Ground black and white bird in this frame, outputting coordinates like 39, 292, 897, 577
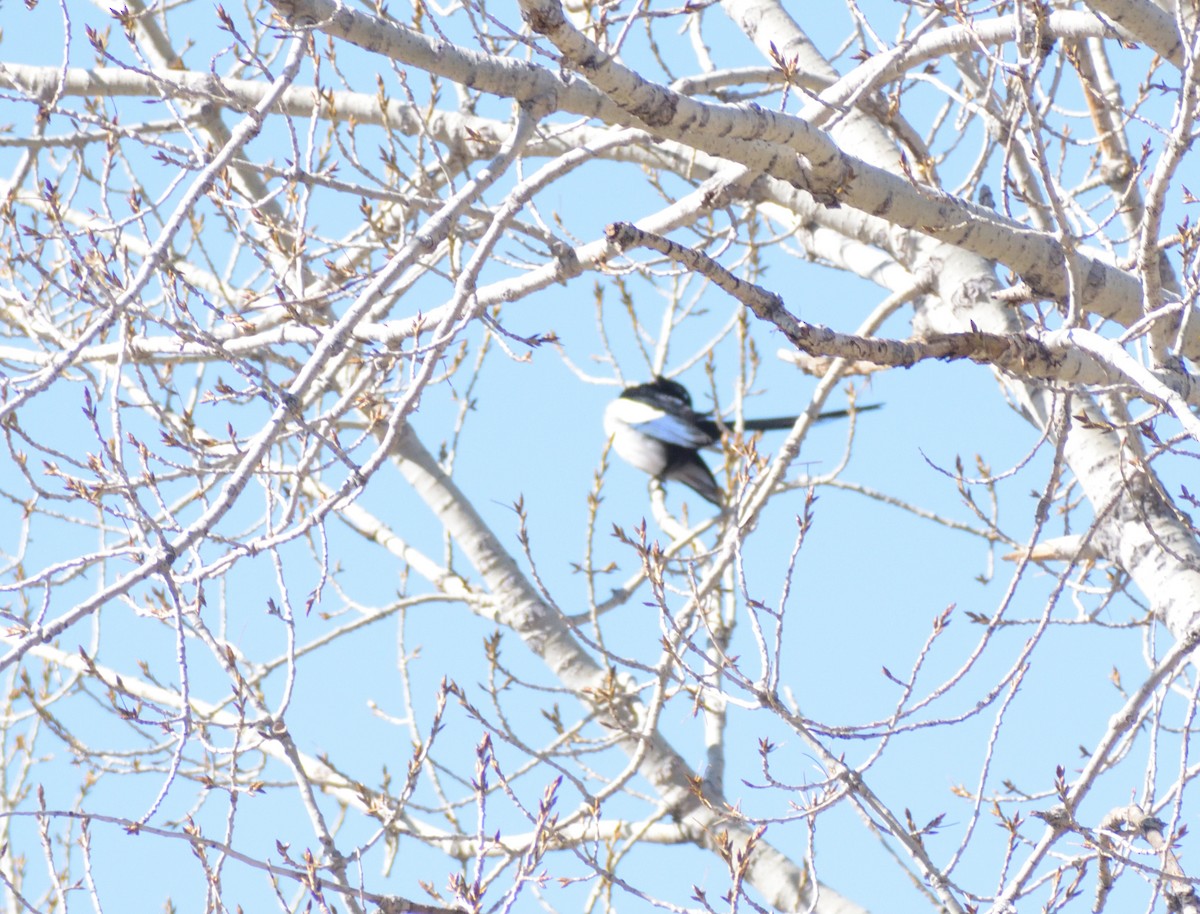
604, 377, 875, 505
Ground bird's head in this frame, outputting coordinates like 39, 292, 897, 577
622, 376, 694, 409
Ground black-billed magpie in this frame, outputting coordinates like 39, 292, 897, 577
604, 377, 876, 505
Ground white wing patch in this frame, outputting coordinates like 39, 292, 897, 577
604, 398, 711, 447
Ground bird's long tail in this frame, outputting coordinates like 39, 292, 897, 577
742, 403, 881, 431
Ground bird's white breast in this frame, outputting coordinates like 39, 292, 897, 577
604, 399, 670, 475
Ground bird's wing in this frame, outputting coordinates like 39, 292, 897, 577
616, 399, 714, 447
